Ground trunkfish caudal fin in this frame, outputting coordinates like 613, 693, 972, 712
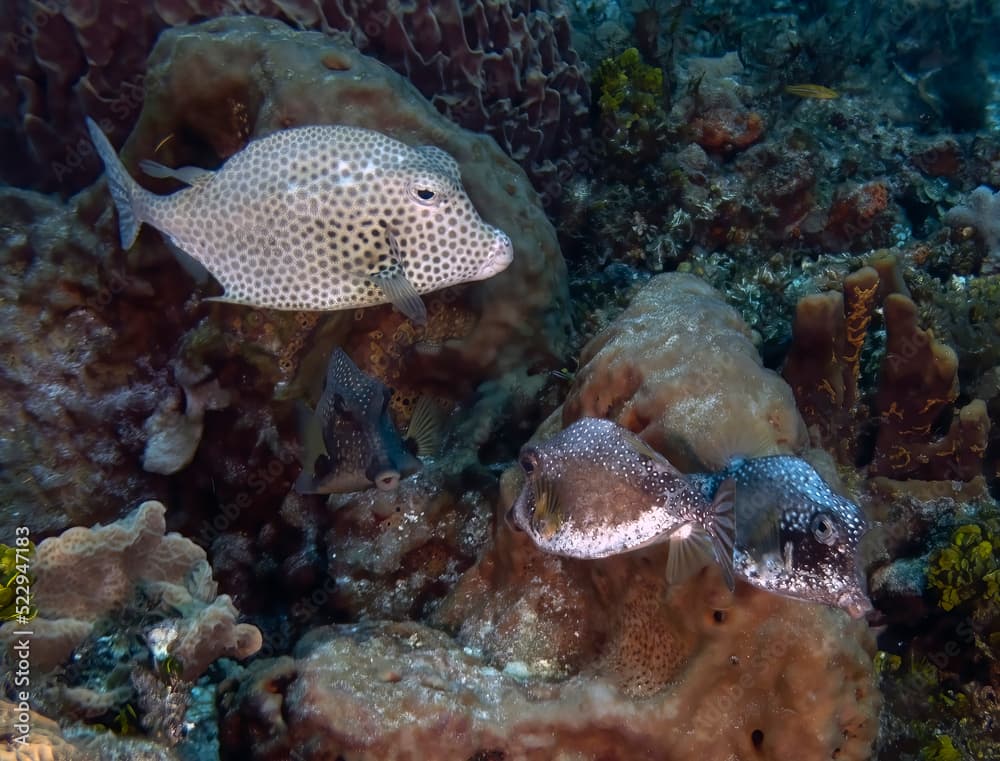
708, 478, 737, 591
86, 117, 151, 249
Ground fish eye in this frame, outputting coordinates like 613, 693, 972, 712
519, 451, 538, 475
408, 182, 443, 206
812, 514, 839, 545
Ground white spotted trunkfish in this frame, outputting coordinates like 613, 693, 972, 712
506, 417, 737, 590
689, 456, 873, 618
86, 120, 513, 324
295, 348, 441, 494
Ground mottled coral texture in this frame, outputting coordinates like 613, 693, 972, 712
563, 272, 808, 470
0, 501, 261, 681
782, 265, 881, 463
219, 271, 879, 760
0, 698, 180, 761
1, 0, 589, 197
222, 604, 876, 760
0, 185, 195, 538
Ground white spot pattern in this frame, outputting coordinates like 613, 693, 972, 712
137, 125, 513, 310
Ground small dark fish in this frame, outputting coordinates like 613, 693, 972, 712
784, 83, 840, 99
507, 417, 736, 589
690, 456, 872, 618
294, 348, 439, 493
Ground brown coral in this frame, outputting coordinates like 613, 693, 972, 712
563, 272, 807, 471
125, 16, 570, 381
782, 265, 880, 462
2, 0, 590, 198
820, 181, 895, 251
0, 501, 261, 680
221, 557, 878, 760
213, 270, 879, 760
782, 261, 991, 480
0, 698, 181, 761
870, 295, 990, 480
689, 108, 765, 154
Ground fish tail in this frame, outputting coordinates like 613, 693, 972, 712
85, 118, 147, 249
707, 478, 737, 591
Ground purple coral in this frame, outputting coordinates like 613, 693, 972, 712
944, 185, 1000, 262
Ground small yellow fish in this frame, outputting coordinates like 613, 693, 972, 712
784, 84, 840, 100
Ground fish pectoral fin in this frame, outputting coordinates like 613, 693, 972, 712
665, 525, 717, 586
532, 473, 559, 516
294, 453, 332, 494
293, 400, 329, 489
530, 473, 563, 537
709, 478, 737, 592
738, 491, 783, 562
161, 237, 213, 286
139, 159, 215, 187
293, 471, 316, 493
294, 470, 322, 494
202, 275, 259, 305
371, 265, 427, 325
406, 395, 446, 457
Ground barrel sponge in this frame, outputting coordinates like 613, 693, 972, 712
563, 273, 808, 471
3, 0, 589, 197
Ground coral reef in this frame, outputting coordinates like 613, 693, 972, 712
0, 501, 261, 679
0, 697, 183, 761
927, 522, 1000, 613
319, 467, 494, 622
1, 15, 570, 542
869, 296, 989, 481
0, 538, 34, 622
220, 603, 876, 760
781, 265, 881, 463
782, 262, 991, 481
127, 16, 570, 381
0, 185, 189, 538
5, 1, 1000, 759
944, 186, 1000, 268
213, 266, 879, 760
1, 0, 590, 199
563, 272, 807, 470
0, 502, 257, 759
